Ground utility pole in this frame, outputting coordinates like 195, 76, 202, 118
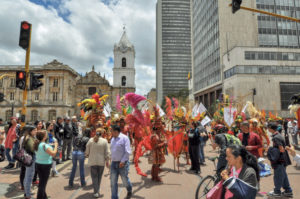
19, 21, 32, 127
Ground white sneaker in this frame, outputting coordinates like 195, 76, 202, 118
93, 193, 99, 198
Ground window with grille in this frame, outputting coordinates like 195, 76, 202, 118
31, 110, 38, 122
10, 78, 15, 87
88, 87, 96, 95
53, 92, 58, 102
48, 110, 56, 121
53, 78, 59, 87
122, 76, 126, 86
10, 92, 14, 101
34, 93, 39, 101
280, 82, 300, 110
122, 58, 126, 67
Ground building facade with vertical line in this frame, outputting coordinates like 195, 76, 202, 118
156, 0, 192, 105
192, 0, 300, 116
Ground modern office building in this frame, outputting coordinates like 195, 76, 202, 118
156, 0, 192, 105
192, 0, 300, 116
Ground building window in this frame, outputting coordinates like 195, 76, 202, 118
88, 87, 96, 95
122, 58, 126, 67
280, 82, 300, 110
0, 79, 3, 87
34, 93, 39, 101
53, 78, 59, 87
10, 78, 15, 87
121, 76, 126, 86
31, 110, 38, 122
5, 110, 12, 122
10, 92, 14, 101
48, 110, 56, 121
52, 92, 58, 102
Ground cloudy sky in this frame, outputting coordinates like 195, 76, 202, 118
0, 0, 156, 95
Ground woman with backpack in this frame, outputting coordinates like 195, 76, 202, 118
34, 130, 58, 199
22, 125, 37, 199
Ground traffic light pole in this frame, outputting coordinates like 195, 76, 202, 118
21, 26, 32, 127
229, 4, 300, 22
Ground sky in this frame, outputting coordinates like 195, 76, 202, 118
0, 0, 156, 95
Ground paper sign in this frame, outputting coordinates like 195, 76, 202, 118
201, 116, 211, 126
198, 103, 207, 114
224, 107, 237, 127
192, 104, 199, 117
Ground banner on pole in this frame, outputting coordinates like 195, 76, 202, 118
197, 103, 207, 114
224, 107, 237, 127
201, 116, 211, 126
192, 104, 199, 117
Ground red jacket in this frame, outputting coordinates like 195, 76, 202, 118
238, 132, 262, 158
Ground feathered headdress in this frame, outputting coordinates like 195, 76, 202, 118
165, 96, 173, 120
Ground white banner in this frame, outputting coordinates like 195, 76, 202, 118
192, 104, 199, 117
201, 116, 211, 126
104, 103, 112, 117
156, 104, 165, 117
224, 107, 237, 127
198, 103, 207, 114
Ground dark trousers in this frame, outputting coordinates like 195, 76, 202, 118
33, 167, 38, 182
36, 163, 51, 199
189, 144, 200, 172
20, 165, 26, 188
91, 166, 104, 194
273, 164, 292, 194
62, 138, 72, 160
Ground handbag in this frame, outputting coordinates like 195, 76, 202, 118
13, 137, 33, 167
206, 180, 223, 199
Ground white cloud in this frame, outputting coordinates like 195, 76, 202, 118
0, 0, 156, 95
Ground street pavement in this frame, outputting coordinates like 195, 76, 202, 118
0, 142, 300, 199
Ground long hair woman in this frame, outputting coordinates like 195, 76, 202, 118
46, 122, 59, 177
85, 128, 110, 198
221, 144, 260, 199
23, 125, 37, 199
34, 130, 58, 199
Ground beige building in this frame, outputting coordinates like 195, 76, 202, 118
192, 0, 300, 117
146, 88, 157, 103
0, 30, 136, 122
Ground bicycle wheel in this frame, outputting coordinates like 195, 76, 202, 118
195, 175, 216, 199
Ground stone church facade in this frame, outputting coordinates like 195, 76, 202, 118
0, 30, 135, 122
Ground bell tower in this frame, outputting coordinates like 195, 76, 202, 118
113, 27, 136, 88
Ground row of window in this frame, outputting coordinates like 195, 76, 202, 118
245, 51, 300, 61
4, 109, 57, 122
0, 78, 60, 88
224, 65, 300, 79
2, 92, 58, 102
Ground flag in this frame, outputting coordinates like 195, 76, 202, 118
192, 104, 199, 117
156, 104, 166, 117
197, 103, 207, 114
224, 107, 237, 126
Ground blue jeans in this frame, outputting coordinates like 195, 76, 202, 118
69, 151, 85, 186
5, 148, 15, 163
273, 164, 292, 194
110, 161, 132, 199
199, 144, 205, 163
24, 160, 35, 197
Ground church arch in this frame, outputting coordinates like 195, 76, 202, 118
122, 57, 126, 67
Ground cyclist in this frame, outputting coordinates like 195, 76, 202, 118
212, 124, 242, 181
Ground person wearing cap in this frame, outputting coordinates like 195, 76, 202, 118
267, 122, 293, 198
238, 121, 262, 158
85, 128, 110, 198
4, 117, 19, 169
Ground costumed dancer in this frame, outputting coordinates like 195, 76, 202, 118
150, 115, 167, 182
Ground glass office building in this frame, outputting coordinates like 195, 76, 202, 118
156, 0, 192, 104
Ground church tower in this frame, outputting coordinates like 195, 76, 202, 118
113, 27, 136, 89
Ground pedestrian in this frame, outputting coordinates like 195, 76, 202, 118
110, 125, 132, 199
221, 144, 259, 199
62, 117, 73, 161
54, 117, 64, 163
267, 122, 293, 197
238, 121, 262, 158
34, 130, 58, 199
71, 116, 79, 137
291, 121, 298, 146
23, 125, 37, 199
85, 128, 110, 198
46, 122, 59, 177
4, 117, 19, 169
188, 122, 200, 174
198, 125, 208, 165
35, 120, 44, 131
286, 146, 300, 165
68, 128, 90, 188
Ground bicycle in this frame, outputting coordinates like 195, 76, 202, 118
195, 156, 219, 199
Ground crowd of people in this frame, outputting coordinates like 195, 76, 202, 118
0, 93, 300, 199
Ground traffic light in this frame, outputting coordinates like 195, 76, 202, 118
232, 0, 242, 14
0, 93, 4, 102
30, 72, 44, 90
19, 21, 31, 50
16, 71, 26, 90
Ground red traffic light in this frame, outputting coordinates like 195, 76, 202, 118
22, 22, 30, 30
18, 72, 25, 79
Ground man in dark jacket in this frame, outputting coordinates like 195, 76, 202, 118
62, 117, 73, 161
238, 121, 262, 158
267, 122, 293, 198
54, 117, 64, 163
188, 122, 200, 174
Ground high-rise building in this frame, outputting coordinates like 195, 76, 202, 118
156, 0, 192, 105
192, 0, 300, 116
